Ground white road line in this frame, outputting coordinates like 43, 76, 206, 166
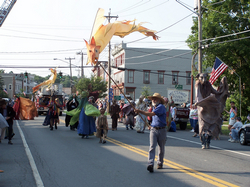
16, 120, 44, 187
168, 135, 250, 157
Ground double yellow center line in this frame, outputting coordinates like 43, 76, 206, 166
107, 137, 239, 187
60, 118, 238, 187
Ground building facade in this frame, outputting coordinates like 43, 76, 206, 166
1, 73, 36, 98
110, 43, 194, 102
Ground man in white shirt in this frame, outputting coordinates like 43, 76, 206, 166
229, 117, 243, 143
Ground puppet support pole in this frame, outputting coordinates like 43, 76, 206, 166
98, 63, 150, 127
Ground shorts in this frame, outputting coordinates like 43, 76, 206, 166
229, 118, 235, 126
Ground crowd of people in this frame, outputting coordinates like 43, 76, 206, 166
0, 89, 246, 173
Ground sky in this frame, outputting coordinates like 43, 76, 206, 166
0, 0, 197, 78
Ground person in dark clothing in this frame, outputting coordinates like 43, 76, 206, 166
110, 99, 121, 131
65, 94, 79, 130
0, 99, 16, 144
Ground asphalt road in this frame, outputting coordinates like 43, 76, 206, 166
1, 114, 250, 187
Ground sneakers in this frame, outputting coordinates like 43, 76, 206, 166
202, 145, 205, 149
193, 133, 197, 137
228, 138, 232, 142
230, 140, 239, 143
190, 129, 194, 132
147, 165, 154, 173
157, 165, 163, 169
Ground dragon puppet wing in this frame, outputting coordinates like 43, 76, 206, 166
32, 68, 57, 93
85, 8, 159, 65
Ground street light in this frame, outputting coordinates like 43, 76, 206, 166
54, 58, 75, 94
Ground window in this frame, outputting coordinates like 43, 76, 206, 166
158, 71, 164, 84
186, 71, 191, 85
143, 70, 150, 84
128, 70, 134, 83
172, 71, 179, 85
9, 84, 12, 90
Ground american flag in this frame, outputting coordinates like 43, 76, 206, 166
3, 88, 8, 94
209, 57, 228, 85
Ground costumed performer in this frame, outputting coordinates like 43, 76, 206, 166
65, 94, 79, 130
135, 95, 147, 133
195, 73, 228, 149
76, 83, 101, 139
96, 108, 108, 144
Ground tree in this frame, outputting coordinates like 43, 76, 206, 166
141, 86, 152, 98
34, 75, 46, 84
186, 0, 250, 117
0, 73, 8, 98
76, 75, 107, 98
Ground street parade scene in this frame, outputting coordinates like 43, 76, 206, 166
0, 0, 250, 187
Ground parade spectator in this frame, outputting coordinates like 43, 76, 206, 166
135, 95, 147, 133
169, 118, 176, 132
171, 104, 177, 121
110, 99, 120, 131
96, 108, 108, 144
134, 93, 166, 173
229, 117, 243, 143
0, 98, 16, 144
189, 105, 198, 133
225, 105, 237, 130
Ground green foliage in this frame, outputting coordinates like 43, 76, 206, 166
0, 90, 8, 98
34, 75, 46, 84
76, 75, 107, 98
186, 0, 250, 117
141, 86, 152, 98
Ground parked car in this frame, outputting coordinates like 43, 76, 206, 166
238, 123, 250, 145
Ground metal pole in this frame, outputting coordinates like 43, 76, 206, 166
81, 53, 84, 77
65, 57, 75, 93
190, 52, 198, 107
198, 0, 202, 73
104, 8, 118, 113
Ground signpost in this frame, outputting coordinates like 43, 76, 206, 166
109, 88, 113, 102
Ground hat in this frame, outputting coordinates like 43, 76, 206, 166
147, 93, 165, 104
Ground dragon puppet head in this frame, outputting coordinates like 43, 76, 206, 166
84, 37, 101, 65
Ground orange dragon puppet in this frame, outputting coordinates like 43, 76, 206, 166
32, 68, 57, 93
85, 8, 159, 65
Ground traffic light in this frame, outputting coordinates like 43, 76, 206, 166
59, 71, 62, 79
24, 72, 28, 78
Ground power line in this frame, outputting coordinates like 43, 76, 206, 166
120, 0, 169, 17
126, 12, 194, 44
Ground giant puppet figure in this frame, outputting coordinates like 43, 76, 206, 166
85, 8, 159, 65
195, 73, 228, 149
32, 68, 57, 93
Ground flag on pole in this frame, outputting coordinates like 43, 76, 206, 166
3, 88, 8, 94
23, 92, 26, 96
209, 57, 228, 85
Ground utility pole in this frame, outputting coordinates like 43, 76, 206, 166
198, 0, 202, 73
104, 8, 118, 112
76, 51, 86, 78
65, 57, 75, 93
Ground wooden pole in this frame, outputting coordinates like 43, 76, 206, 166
98, 63, 150, 127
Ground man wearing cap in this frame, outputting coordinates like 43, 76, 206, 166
229, 117, 243, 143
134, 93, 166, 173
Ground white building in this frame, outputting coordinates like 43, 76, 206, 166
110, 43, 194, 102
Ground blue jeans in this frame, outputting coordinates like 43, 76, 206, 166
148, 128, 167, 166
231, 129, 239, 140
